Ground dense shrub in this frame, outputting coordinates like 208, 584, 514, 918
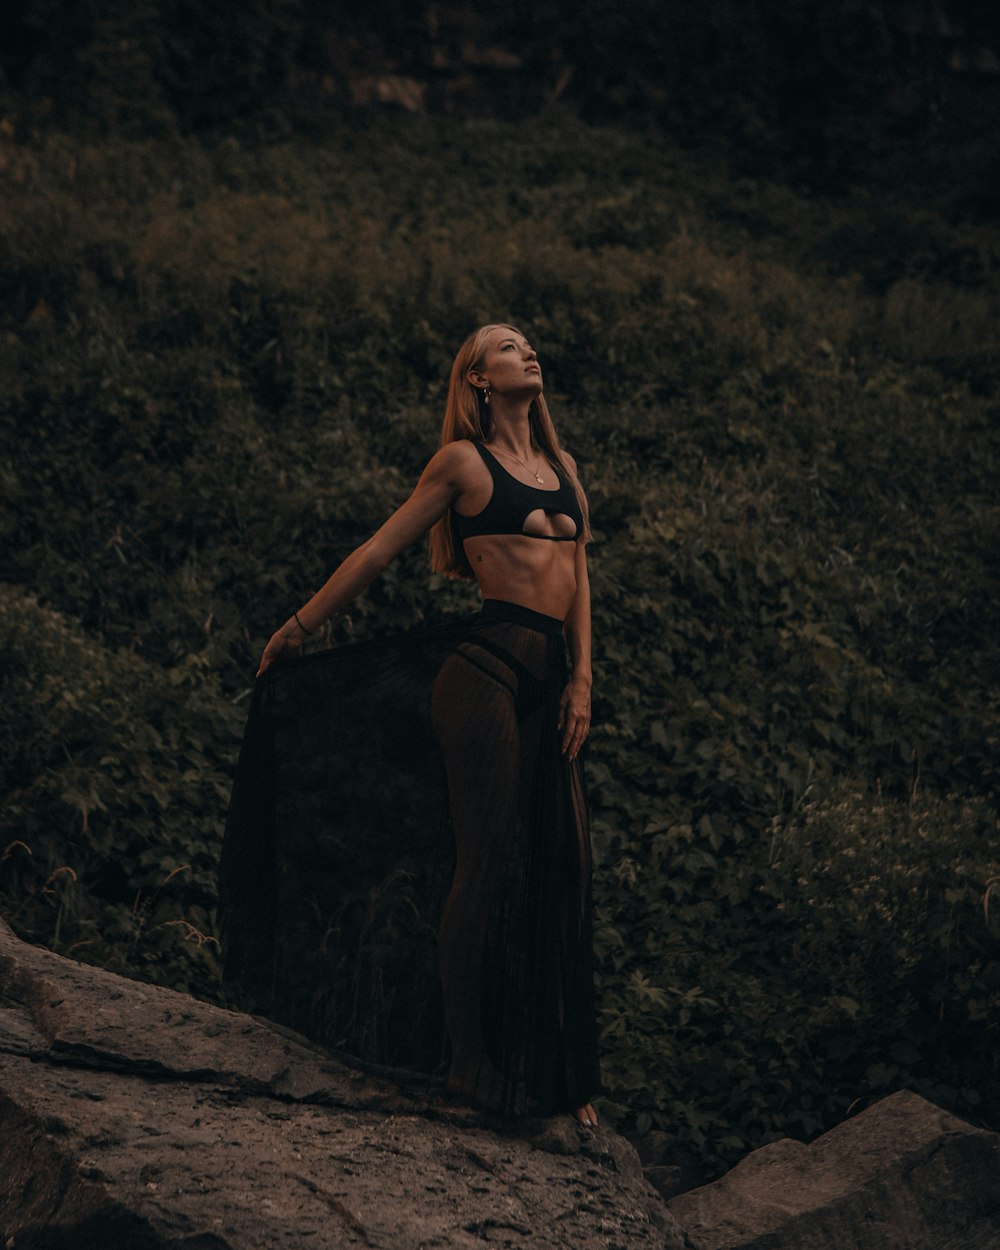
1, 115, 998, 1173
0, 587, 234, 997
596, 786, 1000, 1167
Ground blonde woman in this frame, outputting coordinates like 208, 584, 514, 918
220, 324, 601, 1127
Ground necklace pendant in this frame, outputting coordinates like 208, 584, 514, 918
534, 473, 544, 484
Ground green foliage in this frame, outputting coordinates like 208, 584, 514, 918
1, 114, 998, 1174
594, 785, 1000, 1171
769, 787, 1000, 1112
0, 586, 235, 998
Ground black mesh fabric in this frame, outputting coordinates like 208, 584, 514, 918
218, 598, 601, 1115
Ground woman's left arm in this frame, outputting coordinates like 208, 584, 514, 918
560, 537, 592, 762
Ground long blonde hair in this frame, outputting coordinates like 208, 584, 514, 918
427, 323, 592, 578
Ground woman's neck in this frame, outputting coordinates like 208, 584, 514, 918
487, 400, 535, 458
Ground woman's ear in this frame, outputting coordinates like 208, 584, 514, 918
467, 367, 488, 390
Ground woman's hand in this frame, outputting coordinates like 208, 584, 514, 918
559, 674, 592, 762
256, 619, 308, 678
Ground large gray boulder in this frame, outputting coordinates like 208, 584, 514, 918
669, 1087, 1000, 1249
4, 911, 1000, 1249
0, 916, 682, 1249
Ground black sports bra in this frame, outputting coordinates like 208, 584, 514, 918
453, 441, 583, 544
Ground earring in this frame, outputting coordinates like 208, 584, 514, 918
484, 385, 491, 406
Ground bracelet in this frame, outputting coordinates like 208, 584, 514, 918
293, 610, 314, 635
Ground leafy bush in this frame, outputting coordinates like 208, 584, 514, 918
595, 785, 1000, 1171
0, 586, 235, 997
769, 787, 1000, 1117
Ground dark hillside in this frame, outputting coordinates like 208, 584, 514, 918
2, 1, 1000, 200
0, 105, 998, 1173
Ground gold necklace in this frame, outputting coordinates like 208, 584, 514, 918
489, 443, 546, 484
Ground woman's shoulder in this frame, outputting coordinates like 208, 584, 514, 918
429, 438, 480, 468
555, 447, 580, 482
439, 437, 481, 457
423, 438, 487, 487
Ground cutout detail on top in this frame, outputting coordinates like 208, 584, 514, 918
522, 508, 578, 539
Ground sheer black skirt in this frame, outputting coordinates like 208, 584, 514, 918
219, 599, 601, 1115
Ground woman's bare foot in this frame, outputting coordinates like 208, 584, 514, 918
574, 1102, 599, 1128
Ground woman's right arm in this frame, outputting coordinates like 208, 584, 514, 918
256, 441, 471, 676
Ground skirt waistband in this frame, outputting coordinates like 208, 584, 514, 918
479, 599, 566, 637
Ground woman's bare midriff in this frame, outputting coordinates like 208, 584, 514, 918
464, 534, 578, 621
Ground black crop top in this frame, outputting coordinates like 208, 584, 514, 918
453, 441, 583, 544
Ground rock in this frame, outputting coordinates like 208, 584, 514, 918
0, 917, 683, 1249
6, 914, 999, 1249
643, 1165, 686, 1202
668, 1088, 1000, 1250
346, 75, 426, 112
624, 1128, 707, 1200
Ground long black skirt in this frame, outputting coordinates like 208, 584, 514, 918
218, 598, 601, 1115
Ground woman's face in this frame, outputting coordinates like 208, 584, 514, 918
471, 326, 543, 399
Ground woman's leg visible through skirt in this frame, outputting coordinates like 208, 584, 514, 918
431, 612, 601, 1114
431, 633, 526, 1106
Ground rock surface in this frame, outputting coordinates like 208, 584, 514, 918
4, 913, 1000, 1250
669, 1087, 1000, 1250
0, 916, 683, 1249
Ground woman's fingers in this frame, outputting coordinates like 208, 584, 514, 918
561, 707, 590, 759
255, 630, 303, 678
568, 715, 590, 761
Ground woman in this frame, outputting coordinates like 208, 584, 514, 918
220, 324, 601, 1127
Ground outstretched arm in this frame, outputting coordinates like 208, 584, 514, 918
256, 443, 467, 676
